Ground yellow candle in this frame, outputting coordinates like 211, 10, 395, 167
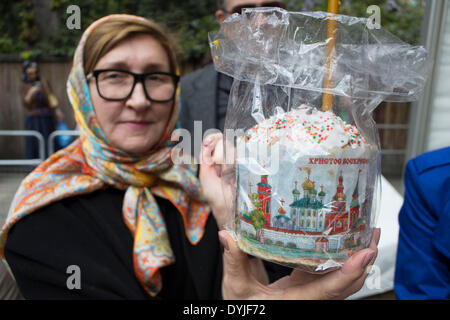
322, 0, 340, 112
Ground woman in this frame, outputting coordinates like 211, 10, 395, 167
0, 15, 380, 300
20, 61, 64, 159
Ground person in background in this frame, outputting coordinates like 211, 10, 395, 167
394, 147, 450, 300
20, 60, 64, 159
179, 0, 286, 159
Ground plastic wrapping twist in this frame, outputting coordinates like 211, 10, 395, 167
209, 8, 429, 273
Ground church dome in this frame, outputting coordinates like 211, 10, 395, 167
333, 192, 346, 201
292, 181, 300, 195
302, 178, 315, 190
318, 185, 325, 197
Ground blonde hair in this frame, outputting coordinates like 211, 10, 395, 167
83, 16, 181, 76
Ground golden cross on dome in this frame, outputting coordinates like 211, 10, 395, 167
304, 167, 311, 178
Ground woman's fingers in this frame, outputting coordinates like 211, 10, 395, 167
270, 268, 322, 290
218, 230, 255, 299
333, 228, 380, 299
370, 227, 381, 248
199, 133, 224, 198
218, 228, 381, 300
276, 228, 381, 299
199, 133, 236, 230
279, 247, 375, 300
313, 227, 380, 300
310, 227, 381, 300
335, 262, 375, 300
200, 133, 223, 166
248, 258, 270, 285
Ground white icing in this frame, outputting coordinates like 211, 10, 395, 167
243, 104, 368, 153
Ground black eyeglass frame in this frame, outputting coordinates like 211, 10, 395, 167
87, 68, 180, 102
222, 1, 285, 15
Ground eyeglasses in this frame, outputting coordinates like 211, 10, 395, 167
87, 69, 180, 102
223, 1, 285, 15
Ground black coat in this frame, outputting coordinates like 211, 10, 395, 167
4, 188, 223, 300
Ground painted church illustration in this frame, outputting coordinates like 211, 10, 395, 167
239, 168, 369, 253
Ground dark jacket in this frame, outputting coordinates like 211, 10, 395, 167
4, 188, 223, 300
179, 64, 232, 159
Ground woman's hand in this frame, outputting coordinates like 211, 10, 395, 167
218, 228, 381, 300
199, 133, 230, 230
199, 133, 270, 284
200, 133, 381, 299
24, 85, 41, 105
55, 108, 65, 121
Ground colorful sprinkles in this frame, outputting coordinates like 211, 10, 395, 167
244, 105, 366, 148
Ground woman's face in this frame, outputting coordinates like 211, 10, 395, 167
26, 66, 38, 81
89, 34, 174, 155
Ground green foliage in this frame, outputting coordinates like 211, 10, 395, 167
18, 0, 39, 45
250, 208, 265, 232
286, 242, 297, 249
275, 241, 284, 247
178, 15, 218, 61
289, 0, 425, 45
0, 0, 424, 61
250, 192, 260, 203
0, 37, 20, 53
0, 0, 24, 53
340, 0, 425, 45
47, 0, 219, 61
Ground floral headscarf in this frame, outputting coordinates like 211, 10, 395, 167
0, 14, 209, 297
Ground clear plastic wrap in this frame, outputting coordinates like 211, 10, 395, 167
209, 8, 429, 273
